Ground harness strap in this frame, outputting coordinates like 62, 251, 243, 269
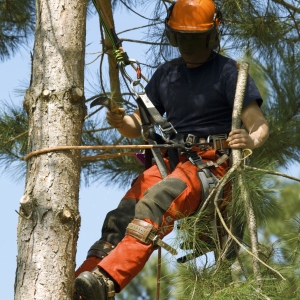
185, 149, 227, 205
147, 138, 168, 178
136, 95, 173, 176
126, 219, 177, 255
137, 93, 177, 141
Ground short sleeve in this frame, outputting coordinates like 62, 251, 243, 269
224, 71, 263, 108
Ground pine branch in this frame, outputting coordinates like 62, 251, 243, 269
119, 0, 160, 21
2, 130, 28, 144
213, 195, 286, 281
271, 0, 300, 13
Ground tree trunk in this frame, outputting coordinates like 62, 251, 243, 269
15, 0, 87, 299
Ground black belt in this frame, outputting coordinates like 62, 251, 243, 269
173, 133, 230, 151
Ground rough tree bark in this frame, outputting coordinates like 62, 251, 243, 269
15, 0, 87, 299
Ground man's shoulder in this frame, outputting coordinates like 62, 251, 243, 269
213, 53, 238, 73
149, 58, 182, 83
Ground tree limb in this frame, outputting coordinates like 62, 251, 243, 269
271, 0, 300, 13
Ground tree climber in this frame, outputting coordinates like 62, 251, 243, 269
73, 0, 269, 299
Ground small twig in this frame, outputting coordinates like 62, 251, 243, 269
83, 127, 113, 133
120, 38, 169, 46
84, 106, 104, 119
117, 22, 164, 35
213, 198, 286, 280
15, 209, 32, 220
271, 0, 300, 13
191, 149, 252, 227
119, 0, 160, 21
251, 286, 272, 300
4, 130, 29, 144
85, 52, 104, 65
244, 165, 300, 182
192, 164, 239, 226
190, 272, 198, 300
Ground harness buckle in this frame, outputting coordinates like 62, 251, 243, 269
187, 151, 203, 167
185, 134, 197, 144
158, 124, 177, 142
207, 134, 228, 151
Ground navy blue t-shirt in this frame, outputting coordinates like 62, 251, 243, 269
145, 52, 262, 138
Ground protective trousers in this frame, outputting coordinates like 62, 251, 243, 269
93, 149, 228, 291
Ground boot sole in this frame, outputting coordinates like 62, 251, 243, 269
74, 271, 106, 300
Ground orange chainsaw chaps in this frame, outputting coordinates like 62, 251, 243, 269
99, 235, 154, 292
75, 256, 102, 278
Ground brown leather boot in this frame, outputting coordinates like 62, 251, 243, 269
74, 267, 116, 300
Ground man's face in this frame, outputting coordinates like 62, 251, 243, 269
176, 34, 210, 64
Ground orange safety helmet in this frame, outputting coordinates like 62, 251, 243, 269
165, 0, 222, 49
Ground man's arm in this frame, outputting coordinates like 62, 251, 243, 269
106, 108, 142, 138
227, 100, 269, 150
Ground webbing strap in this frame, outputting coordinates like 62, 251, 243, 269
185, 150, 227, 204
136, 94, 171, 176
147, 138, 168, 179
187, 151, 229, 170
138, 93, 177, 141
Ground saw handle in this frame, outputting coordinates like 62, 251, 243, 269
109, 98, 121, 113
106, 107, 125, 128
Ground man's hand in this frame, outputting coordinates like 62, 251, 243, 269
106, 108, 125, 128
227, 129, 255, 149
227, 100, 269, 150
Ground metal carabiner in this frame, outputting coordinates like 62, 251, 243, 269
130, 81, 145, 96
118, 59, 145, 96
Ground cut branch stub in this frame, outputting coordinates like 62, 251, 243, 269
20, 195, 33, 216
71, 87, 84, 102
